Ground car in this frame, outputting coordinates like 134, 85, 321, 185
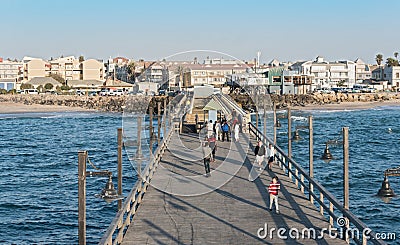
88, 91, 98, 96
100, 88, 110, 96
112, 89, 124, 96
76, 90, 85, 96
23, 89, 39, 95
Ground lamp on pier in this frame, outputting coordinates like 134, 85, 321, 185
97, 174, 124, 203
377, 167, 399, 200
322, 144, 333, 160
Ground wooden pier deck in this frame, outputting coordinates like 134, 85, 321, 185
121, 132, 347, 244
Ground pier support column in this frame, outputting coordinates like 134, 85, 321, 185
309, 116, 314, 204
343, 127, 350, 243
117, 128, 123, 211
157, 102, 161, 144
287, 107, 292, 158
273, 104, 277, 145
78, 151, 87, 245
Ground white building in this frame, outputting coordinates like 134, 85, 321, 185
383, 66, 400, 87
183, 63, 248, 87
291, 56, 356, 89
354, 58, 372, 81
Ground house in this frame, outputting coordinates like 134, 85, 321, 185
354, 58, 372, 81
383, 66, 400, 87
81, 59, 104, 81
291, 56, 356, 90
26, 77, 61, 89
0, 78, 16, 91
49, 56, 81, 80
24, 58, 47, 81
183, 63, 248, 88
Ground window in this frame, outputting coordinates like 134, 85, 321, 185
396, 73, 399, 78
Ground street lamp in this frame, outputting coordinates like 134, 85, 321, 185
377, 166, 399, 200
321, 139, 342, 161
78, 128, 124, 245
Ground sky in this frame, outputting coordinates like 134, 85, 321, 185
1, 0, 399, 64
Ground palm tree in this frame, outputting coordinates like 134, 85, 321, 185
394, 52, 399, 60
175, 65, 185, 88
127, 61, 136, 82
375, 54, 383, 66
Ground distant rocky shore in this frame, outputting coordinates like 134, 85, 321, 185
232, 92, 400, 109
0, 93, 399, 113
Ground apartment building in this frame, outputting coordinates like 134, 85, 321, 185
291, 56, 356, 89
81, 59, 104, 81
49, 56, 81, 80
183, 63, 248, 87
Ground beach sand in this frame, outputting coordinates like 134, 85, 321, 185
0, 102, 93, 114
291, 100, 400, 111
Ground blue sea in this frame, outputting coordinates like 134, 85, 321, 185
0, 106, 399, 244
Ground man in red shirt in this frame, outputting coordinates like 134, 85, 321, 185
268, 176, 280, 214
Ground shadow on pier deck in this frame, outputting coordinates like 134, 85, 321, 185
120, 132, 346, 244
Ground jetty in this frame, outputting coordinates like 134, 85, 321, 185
93, 93, 385, 245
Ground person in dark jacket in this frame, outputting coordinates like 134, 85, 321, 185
221, 121, 230, 142
254, 140, 266, 171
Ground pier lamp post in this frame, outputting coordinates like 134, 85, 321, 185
377, 166, 399, 201
321, 139, 343, 161
78, 128, 124, 245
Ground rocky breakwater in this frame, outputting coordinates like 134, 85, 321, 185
272, 92, 400, 108
0, 94, 169, 112
231, 92, 400, 109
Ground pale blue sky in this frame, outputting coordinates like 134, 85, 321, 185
1, 0, 399, 64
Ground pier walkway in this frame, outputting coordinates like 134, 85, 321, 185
119, 131, 345, 244
100, 94, 384, 245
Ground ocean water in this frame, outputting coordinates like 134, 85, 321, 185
275, 106, 400, 244
0, 107, 399, 244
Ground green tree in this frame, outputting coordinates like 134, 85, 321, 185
44, 83, 54, 90
20, 83, 34, 90
375, 54, 383, 66
7, 89, 16, 94
175, 65, 185, 87
127, 61, 136, 82
37, 85, 44, 93
337, 80, 346, 87
0, 89, 7, 94
48, 73, 65, 85
79, 55, 85, 62
386, 57, 399, 67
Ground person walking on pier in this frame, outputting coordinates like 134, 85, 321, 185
254, 140, 266, 171
221, 121, 230, 142
202, 138, 212, 177
268, 176, 280, 214
207, 120, 214, 137
234, 121, 240, 142
267, 143, 275, 171
215, 120, 222, 141
238, 113, 243, 133
208, 134, 217, 162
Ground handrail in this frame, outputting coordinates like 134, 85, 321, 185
248, 122, 386, 245
99, 95, 189, 244
99, 126, 174, 245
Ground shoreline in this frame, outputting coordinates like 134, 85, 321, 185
0, 102, 94, 114
1, 99, 400, 114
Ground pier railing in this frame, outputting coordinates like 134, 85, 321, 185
248, 122, 386, 245
98, 127, 174, 245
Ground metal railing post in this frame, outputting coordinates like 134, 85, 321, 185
287, 107, 292, 158
78, 151, 87, 245
273, 104, 277, 145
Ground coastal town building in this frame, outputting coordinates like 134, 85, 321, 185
354, 58, 372, 81
24, 58, 48, 81
183, 63, 248, 87
291, 56, 356, 90
383, 66, 400, 87
0, 59, 23, 91
81, 59, 105, 81
49, 56, 81, 80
